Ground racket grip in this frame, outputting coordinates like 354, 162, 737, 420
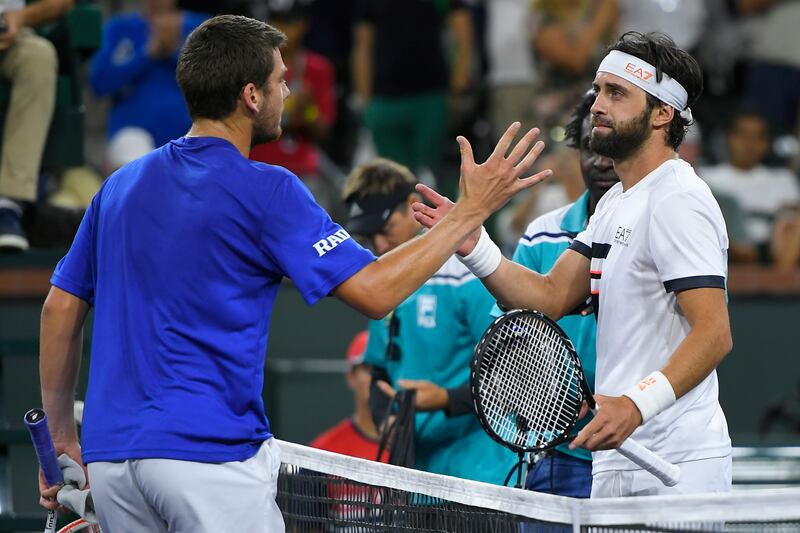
24, 408, 64, 487
617, 438, 681, 487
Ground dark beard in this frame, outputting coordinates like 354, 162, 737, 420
251, 122, 281, 148
589, 108, 651, 161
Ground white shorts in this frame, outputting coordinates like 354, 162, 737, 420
87, 438, 285, 533
591, 455, 732, 498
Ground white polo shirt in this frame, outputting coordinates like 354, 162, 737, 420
569, 158, 732, 474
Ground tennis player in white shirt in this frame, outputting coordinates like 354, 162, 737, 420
413, 31, 732, 497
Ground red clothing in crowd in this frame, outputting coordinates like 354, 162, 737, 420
310, 418, 388, 463
249, 50, 335, 177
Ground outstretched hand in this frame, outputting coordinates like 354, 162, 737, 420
412, 184, 482, 256
412, 123, 551, 245
455, 122, 551, 220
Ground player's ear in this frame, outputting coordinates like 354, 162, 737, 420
652, 103, 674, 129
241, 82, 261, 114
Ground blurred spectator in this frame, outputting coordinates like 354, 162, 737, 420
771, 212, 800, 271
617, 0, 706, 52
303, 0, 360, 168
352, 0, 474, 173
529, 0, 617, 139
738, 0, 800, 136
485, 0, 538, 136
251, 1, 339, 215
0, 0, 72, 252
89, 0, 207, 172
310, 331, 387, 462
699, 108, 800, 263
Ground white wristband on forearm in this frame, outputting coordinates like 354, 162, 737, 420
623, 371, 676, 423
458, 226, 502, 278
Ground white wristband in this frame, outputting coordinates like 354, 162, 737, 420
623, 371, 676, 423
458, 226, 502, 278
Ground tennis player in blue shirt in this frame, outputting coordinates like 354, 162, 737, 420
36, 14, 552, 532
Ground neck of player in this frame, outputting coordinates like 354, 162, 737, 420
614, 140, 678, 192
187, 117, 254, 158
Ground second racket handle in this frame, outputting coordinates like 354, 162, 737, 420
617, 438, 681, 487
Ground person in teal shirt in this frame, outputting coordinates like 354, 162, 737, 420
342, 158, 517, 484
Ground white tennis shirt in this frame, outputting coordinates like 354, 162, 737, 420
570, 158, 732, 474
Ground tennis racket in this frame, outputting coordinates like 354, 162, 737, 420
470, 309, 680, 487
25, 408, 63, 533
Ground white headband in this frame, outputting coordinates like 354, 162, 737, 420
597, 50, 692, 121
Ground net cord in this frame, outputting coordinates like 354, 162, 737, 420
276, 439, 800, 526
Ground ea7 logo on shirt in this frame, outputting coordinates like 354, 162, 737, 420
614, 225, 633, 246
313, 229, 353, 257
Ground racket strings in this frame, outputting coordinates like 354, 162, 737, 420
478, 315, 583, 450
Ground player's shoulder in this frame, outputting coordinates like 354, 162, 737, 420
653, 159, 718, 204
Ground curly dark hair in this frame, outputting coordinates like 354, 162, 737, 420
564, 90, 597, 149
607, 31, 703, 150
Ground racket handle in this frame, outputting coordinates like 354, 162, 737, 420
24, 409, 64, 487
617, 438, 681, 487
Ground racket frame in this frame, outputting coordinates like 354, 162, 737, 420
470, 309, 591, 454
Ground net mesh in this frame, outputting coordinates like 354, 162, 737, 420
276, 440, 800, 533
475, 312, 583, 452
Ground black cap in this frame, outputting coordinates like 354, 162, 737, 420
345, 182, 415, 236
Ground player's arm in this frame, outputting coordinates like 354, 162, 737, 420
571, 287, 731, 452
411, 185, 590, 320
334, 125, 551, 319
481, 250, 589, 320
661, 288, 732, 397
40, 287, 88, 451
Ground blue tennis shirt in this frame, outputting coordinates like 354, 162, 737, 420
52, 136, 375, 464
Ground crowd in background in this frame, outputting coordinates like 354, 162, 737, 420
0, 0, 798, 269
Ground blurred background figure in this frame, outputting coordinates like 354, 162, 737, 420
528, 0, 617, 142
485, 0, 538, 139
251, 0, 340, 217
351, 0, 474, 181
699, 107, 800, 265
310, 330, 386, 462
737, 0, 800, 137
89, 0, 207, 174
0, 0, 71, 252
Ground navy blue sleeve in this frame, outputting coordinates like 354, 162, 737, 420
51, 195, 100, 304
260, 169, 375, 306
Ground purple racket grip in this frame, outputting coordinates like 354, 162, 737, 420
24, 408, 64, 487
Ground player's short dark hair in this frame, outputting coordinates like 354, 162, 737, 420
607, 31, 703, 151
564, 90, 597, 149
177, 15, 287, 121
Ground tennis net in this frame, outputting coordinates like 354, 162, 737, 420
275, 440, 800, 532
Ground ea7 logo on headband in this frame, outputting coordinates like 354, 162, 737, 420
313, 229, 353, 257
625, 63, 654, 82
